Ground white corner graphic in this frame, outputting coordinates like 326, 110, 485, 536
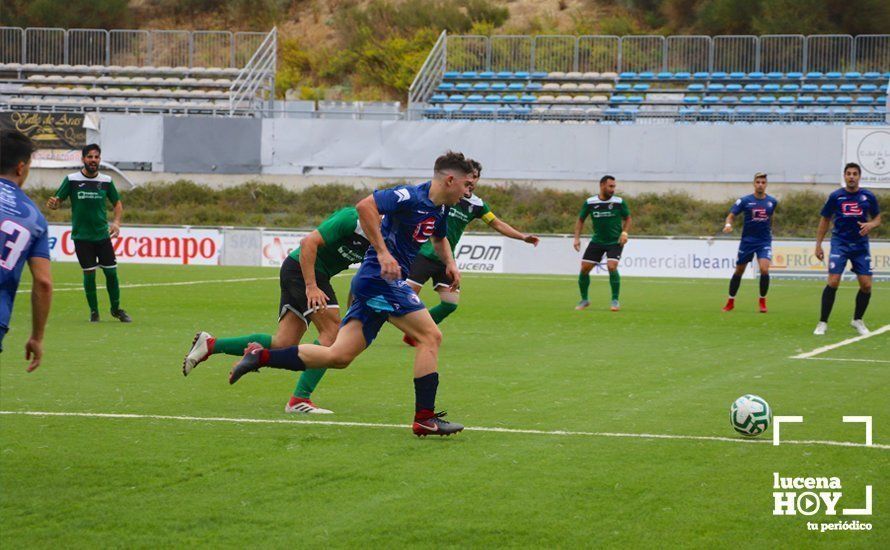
773, 416, 804, 446
842, 416, 873, 446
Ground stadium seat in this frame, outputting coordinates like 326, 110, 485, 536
638, 72, 655, 79
787, 72, 803, 79
615, 83, 631, 91
801, 84, 819, 92
520, 95, 537, 103
542, 83, 561, 91
758, 96, 776, 104
825, 72, 842, 79
443, 71, 459, 79
627, 95, 644, 103
778, 96, 795, 105
466, 94, 483, 102
549, 71, 566, 79
436, 83, 454, 92
859, 84, 877, 93
763, 84, 780, 92
687, 84, 705, 92
805, 72, 824, 79
744, 84, 761, 92
455, 83, 471, 92
491, 83, 507, 92
495, 71, 513, 79
747, 71, 765, 79
674, 72, 691, 79
863, 71, 881, 79
656, 72, 673, 79
566, 72, 583, 80
514, 71, 530, 79
525, 82, 543, 91
820, 84, 837, 92
720, 96, 739, 104
502, 94, 519, 103
632, 84, 650, 91
595, 82, 613, 91
601, 72, 618, 79
572, 95, 590, 103
578, 83, 597, 92
429, 94, 447, 103
448, 94, 466, 102
536, 95, 555, 103
530, 71, 548, 79
473, 82, 489, 91
682, 96, 700, 104
855, 96, 874, 104
781, 84, 800, 92
707, 83, 725, 92
554, 94, 573, 103
561, 83, 579, 91
844, 72, 862, 79
816, 96, 834, 104
726, 83, 742, 92
740, 95, 757, 104
484, 94, 501, 103
767, 72, 783, 79
729, 72, 746, 79
610, 95, 628, 103
461, 71, 478, 79
702, 95, 719, 104
711, 71, 728, 79
839, 84, 857, 92
692, 72, 709, 79
798, 95, 815, 104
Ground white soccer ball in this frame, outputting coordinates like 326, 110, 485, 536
730, 394, 772, 437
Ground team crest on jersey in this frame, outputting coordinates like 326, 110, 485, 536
841, 201, 863, 216
413, 216, 437, 243
752, 208, 769, 221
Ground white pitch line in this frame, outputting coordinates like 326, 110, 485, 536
794, 357, 890, 364
0, 410, 886, 450
791, 324, 890, 359
16, 276, 278, 294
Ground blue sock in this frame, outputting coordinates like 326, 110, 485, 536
264, 346, 306, 371
414, 372, 439, 414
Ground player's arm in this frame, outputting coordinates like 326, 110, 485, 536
487, 215, 539, 246
858, 213, 881, 236
25, 256, 52, 372
298, 230, 330, 310
46, 177, 70, 209
814, 216, 831, 261
432, 236, 460, 292
573, 203, 589, 252
620, 215, 632, 246
108, 181, 122, 238
723, 212, 736, 233
356, 194, 399, 281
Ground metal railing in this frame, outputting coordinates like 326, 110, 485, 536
440, 33, 890, 74
229, 27, 277, 116
408, 30, 447, 113
0, 26, 269, 68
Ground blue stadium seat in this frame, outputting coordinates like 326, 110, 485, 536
763, 84, 780, 92
429, 94, 447, 103
461, 71, 478, 79
619, 72, 636, 79
491, 83, 507, 92
863, 71, 881, 79
707, 83, 725, 91
726, 83, 743, 92
678, 107, 697, 116
816, 96, 834, 104
820, 84, 838, 92
448, 94, 466, 102
424, 106, 443, 116
507, 82, 524, 92
520, 95, 537, 103
729, 72, 746, 79
860, 84, 877, 93
787, 72, 803, 79
699, 107, 717, 118
530, 71, 548, 79
703, 95, 720, 104
740, 95, 757, 104
513, 106, 532, 115
627, 95, 644, 103
639, 71, 655, 79
682, 96, 700, 104
720, 96, 739, 104
801, 84, 818, 93
674, 72, 691, 79
466, 94, 483, 102
615, 83, 631, 91
525, 82, 543, 91
657, 72, 673, 79
693, 72, 709, 79
778, 96, 795, 105
496, 106, 514, 117
687, 84, 705, 92
495, 71, 513, 79
437, 83, 454, 91
881, 84, 889, 93
805, 71, 824, 79
478, 105, 496, 114
502, 95, 519, 103
484, 94, 501, 103
443, 71, 460, 79
798, 95, 815, 104
633, 83, 650, 91
473, 82, 489, 91
711, 71, 728, 79
839, 84, 857, 92
748, 71, 765, 79
767, 72, 783, 79
455, 83, 471, 92
479, 71, 496, 79
855, 96, 874, 104
611, 95, 628, 103
744, 84, 761, 92
825, 72, 842, 79
514, 71, 530, 79
845, 72, 862, 79
781, 84, 800, 92
759, 96, 776, 104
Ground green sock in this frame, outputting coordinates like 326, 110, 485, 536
294, 339, 327, 398
102, 267, 120, 311
609, 270, 621, 301
83, 270, 98, 313
429, 301, 458, 324
213, 333, 273, 356
578, 273, 590, 301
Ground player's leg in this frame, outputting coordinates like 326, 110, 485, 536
577, 242, 600, 310
73, 240, 100, 320
387, 309, 463, 436
815, 272, 842, 335
757, 254, 771, 313
849, 248, 873, 335
606, 244, 623, 311
98, 238, 130, 322
287, 305, 341, 414
428, 260, 460, 325
726, 244, 753, 311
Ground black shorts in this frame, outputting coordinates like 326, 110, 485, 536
583, 242, 623, 264
407, 254, 458, 290
279, 256, 339, 325
74, 238, 117, 270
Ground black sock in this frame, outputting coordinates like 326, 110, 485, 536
414, 372, 439, 414
728, 273, 742, 297
265, 346, 306, 371
759, 274, 770, 297
820, 286, 838, 323
854, 290, 871, 320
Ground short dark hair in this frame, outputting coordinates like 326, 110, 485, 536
469, 159, 482, 176
600, 175, 615, 185
82, 143, 101, 157
0, 129, 37, 173
434, 151, 473, 176
844, 162, 861, 175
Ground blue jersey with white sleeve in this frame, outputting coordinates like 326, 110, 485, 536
359, 181, 449, 279
820, 187, 880, 245
1, 178, 50, 330
730, 194, 777, 244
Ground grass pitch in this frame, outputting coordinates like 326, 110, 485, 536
1, 263, 888, 547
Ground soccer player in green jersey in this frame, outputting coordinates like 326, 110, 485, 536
46, 144, 131, 323
182, 206, 370, 414
573, 175, 632, 311
402, 159, 539, 346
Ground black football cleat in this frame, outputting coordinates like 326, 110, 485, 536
229, 342, 264, 385
111, 309, 132, 323
90, 311, 100, 323
412, 411, 464, 437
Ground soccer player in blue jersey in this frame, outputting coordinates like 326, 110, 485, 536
1, 130, 53, 371
229, 152, 475, 436
722, 172, 777, 313
814, 163, 881, 336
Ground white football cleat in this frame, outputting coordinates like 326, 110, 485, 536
285, 397, 334, 414
850, 319, 869, 336
183, 331, 214, 376
813, 322, 828, 336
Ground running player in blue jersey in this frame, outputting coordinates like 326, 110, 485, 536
814, 163, 881, 335
228, 151, 475, 436
722, 172, 777, 313
0, 130, 53, 371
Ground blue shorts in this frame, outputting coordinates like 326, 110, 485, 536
828, 241, 872, 276
341, 270, 426, 347
737, 241, 772, 265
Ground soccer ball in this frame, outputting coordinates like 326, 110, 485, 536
730, 395, 772, 437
